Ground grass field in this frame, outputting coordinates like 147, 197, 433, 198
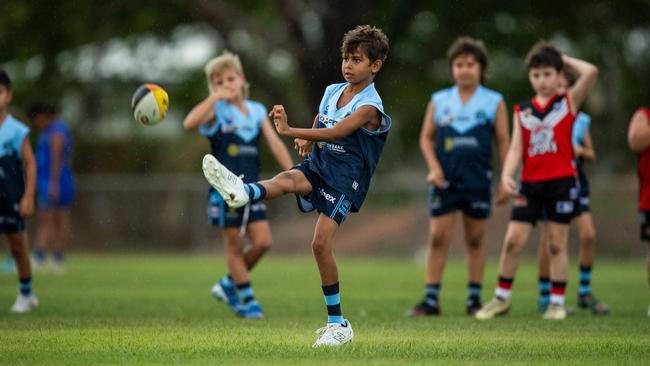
0, 254, 648, 365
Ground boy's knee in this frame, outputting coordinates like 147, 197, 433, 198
465, 235, 483, 250
505, 237, 524, 255
580, 230, 596, 246
429, 230, 449, 250
548, 242, 565, 256
253, 238, 272, 252
311, 235, 331, 257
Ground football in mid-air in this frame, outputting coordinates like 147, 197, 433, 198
131, 83, 169, 126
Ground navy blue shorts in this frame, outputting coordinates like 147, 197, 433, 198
292, 160, 352, 225
207, 191, 267, 228
429, 185, 491, 219
0, 196, 24, 234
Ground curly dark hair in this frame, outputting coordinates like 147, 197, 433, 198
341, 25, 389, 63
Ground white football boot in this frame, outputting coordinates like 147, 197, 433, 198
10, 293, 39, 313
312, 320, 354, 347
202, 154, 249, 208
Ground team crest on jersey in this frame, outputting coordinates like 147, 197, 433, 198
528, 124, 557, 157
475, 110, 488, 124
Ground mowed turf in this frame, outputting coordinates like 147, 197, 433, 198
0, 254, 648, 365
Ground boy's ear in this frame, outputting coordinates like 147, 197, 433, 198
371, 59, 383, 74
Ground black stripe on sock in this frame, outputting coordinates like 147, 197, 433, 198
326, 304, 342, 316
322, 282, 340, 296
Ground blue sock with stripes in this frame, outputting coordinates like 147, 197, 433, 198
467, 282, 481, 306
579, 265, 592, 296
220, 274, 234, 289
244, 183, 266, 203
19, 277, 32, 296
539, 277, 551, 305
424, 283, 440, 308
322, 282, 345, 324
236, 282, 257, 306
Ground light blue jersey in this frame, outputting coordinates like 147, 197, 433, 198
572, 111, 591, 146
306, 82, 391, 211
200, 99, 266, 183
0, 114, 29, 202
432, 85, 503, 190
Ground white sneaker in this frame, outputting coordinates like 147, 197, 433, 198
312, 320, 354, 347
202, 154, 249, 208
10, 293, 39, 313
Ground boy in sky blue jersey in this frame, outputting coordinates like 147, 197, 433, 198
202, 25, 391, 347
183, 51, 293, 319
0, 69, 38, 312
409, 37, 510, 317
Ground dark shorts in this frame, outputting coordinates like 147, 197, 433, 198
37, 184, 75, 210
511, 176, 579, 225
292, 160, 352, 226
208, 192, 267, 228
0, 197, 24, 234
640, 211, 650, 241
429, 185, 491, 219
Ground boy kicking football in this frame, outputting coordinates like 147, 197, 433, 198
202, 25, 390, 346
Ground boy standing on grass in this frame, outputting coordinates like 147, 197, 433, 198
201, 25, 390, 346
409, 37, 509, 317
0, 69, 38, 312
476, 43, 598, 320
536, 65, 607, 315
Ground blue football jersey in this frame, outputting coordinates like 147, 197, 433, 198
431, 85, 503, 190
572, 112, 591, 146
201, 99, 266, 183
0, 114, 30, 201
36, 119, 74, 190
306, 82, 391, 211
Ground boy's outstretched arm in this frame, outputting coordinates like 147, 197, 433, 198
564, 55, 599, 115
261, 116, 293, 170
20, 139, 36, 217
269, 105, 378, 142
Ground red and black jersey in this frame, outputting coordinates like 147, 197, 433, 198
637, 107, 650, 210
515, 94, 577, 182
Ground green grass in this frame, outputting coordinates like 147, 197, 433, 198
0, 255, 648, 365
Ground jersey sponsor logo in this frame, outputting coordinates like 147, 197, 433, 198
352, 181, 358, 190
221, 124, 239, 134
326, 144, 346, 153
320, 188, 336, 203
227, 144, 258, 157
318, 114, 338, 128
444, 136, 480, 152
